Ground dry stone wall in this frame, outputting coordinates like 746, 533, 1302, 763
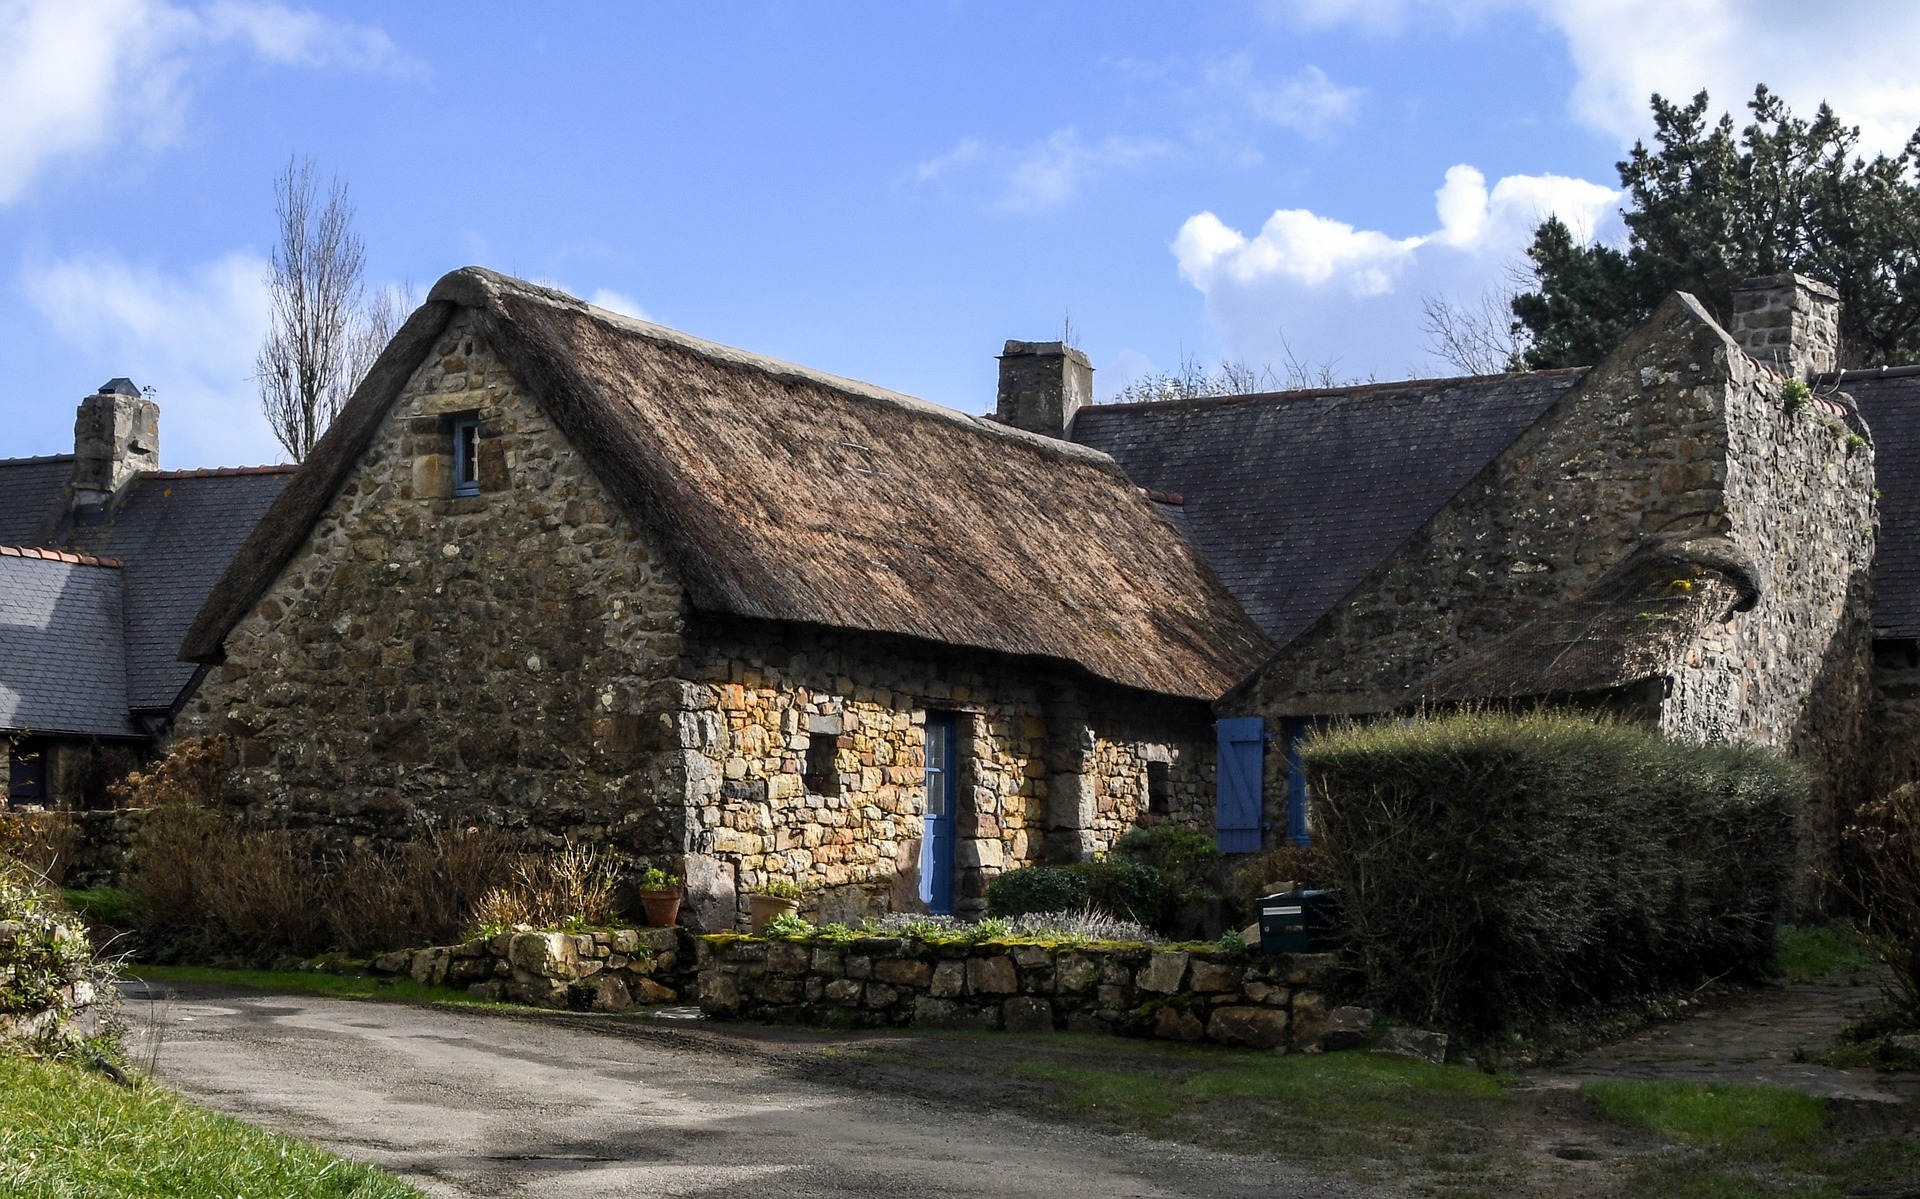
181, 313, 691, 852
696, 933, 1334, 1051
365, 926, 697, 1010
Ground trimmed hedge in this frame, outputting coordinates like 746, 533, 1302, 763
1304, 708, 1803, 1038
985, 860, 1164, 927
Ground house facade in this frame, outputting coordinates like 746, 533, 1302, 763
174, 270, 1269, 926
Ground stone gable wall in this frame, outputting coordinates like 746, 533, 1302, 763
180, 312, 692, 851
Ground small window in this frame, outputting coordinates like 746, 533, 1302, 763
8, 740, 48, 807
452, 418, 481, 497
1147, 761, 1171, 815
804, 732, 838, 795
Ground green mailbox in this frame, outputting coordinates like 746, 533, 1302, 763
1258, 889, 1337, 954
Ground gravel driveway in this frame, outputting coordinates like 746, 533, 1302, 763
124, 981, 1387, 1199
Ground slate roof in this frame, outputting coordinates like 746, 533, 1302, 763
0, 456, 75, 546
0, 551, 131, 737
1843, 369, 1920, 640
50, 468, 294, 712
1071, 370, 1587, 647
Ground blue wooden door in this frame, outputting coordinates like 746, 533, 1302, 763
1215, 717, 1265, 853
920, 714, 957, 915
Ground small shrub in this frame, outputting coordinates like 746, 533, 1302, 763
0, 855, 116, 1057
1233, 844, 1328, 903
471, 841, 624, 932
752, 878, 803, 900
322, 828, 519, 954
865, 912, 967, 937
0, 812, 81, 887
196, 829, 331, 958
1306, 707, 1802, 1039
1111, 826, 1219, 889
761, 912, 813, 938
1005, 907, 1159, 944
108, 735, 229, 809
1845, 782, 1920, 1027
638, 867, 680, 891
1079, 860, 1163, 927
986, 866, 1089, 918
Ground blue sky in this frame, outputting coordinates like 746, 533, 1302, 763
3, 1, 1917, 468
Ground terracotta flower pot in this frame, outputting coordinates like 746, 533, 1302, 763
638, 888, 683, 929
748, 893, 799, 934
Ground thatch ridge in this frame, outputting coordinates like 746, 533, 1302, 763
182, 268, 1271, 699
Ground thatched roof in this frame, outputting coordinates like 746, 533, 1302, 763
181, 268, 1271, 699
1415, 537, 1759, 705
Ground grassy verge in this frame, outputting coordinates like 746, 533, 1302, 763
1776, 924, 1879, 985
0, 1054, 422, 1198
127, 964, 519, 1009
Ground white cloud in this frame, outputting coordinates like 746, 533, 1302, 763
1174, 164, 1619, 378
0, 0, 413, 204
1273, 0, 1920, 154
1207, 57, 1363, 139
917, 128, 1174, 212
588, 288, 651, 322
20, 251, 287, 467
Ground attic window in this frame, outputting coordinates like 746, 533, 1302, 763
453, 418, 480, 497
1147, 760, 1171, 815
804, 733, 839, 795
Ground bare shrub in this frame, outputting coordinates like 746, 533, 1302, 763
0, 812, 81, 886
323, 828, 520, 953
199, 829, 331, 957
109, 736, 229, 810
1846, 783, 1920, 1023
472, 841, 624, 931
126, 804, 226, 933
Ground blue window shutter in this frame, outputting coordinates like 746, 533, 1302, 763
1215, 717, 1264, 853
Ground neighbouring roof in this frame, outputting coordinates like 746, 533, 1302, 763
1070, 370, 1586, 647
1416, 537, 1759, 705
1840, 368, 1920, 639
0, 550, 131, 737
52, 468, 294, 712
182, 268, 1273, 699
0, 455, 75, 546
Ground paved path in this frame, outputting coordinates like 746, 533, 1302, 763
1532, 980, 1920, 1103
124, 981, 1386, 1199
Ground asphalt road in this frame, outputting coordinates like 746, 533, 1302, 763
125, 982, 1388, 1199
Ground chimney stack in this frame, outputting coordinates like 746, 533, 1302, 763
1729, 273, 1840, 380
71, 378, 159, 518
996, 341, 1092, 439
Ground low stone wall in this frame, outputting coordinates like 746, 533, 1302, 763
695, 935, 1337, 1051
366, 927, 698, 1010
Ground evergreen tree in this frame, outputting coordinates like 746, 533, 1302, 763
1514, 86, 1920, 370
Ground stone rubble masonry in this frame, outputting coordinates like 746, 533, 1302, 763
365, 925, 697, 1010
1729, 274, 1840, 381
695, 934, 1334, 1053
180, 311, 1222, 927
1236, 292, 1878, 894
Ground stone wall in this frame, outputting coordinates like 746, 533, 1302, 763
696, 933, 1334, 1051
180, 311, 692, 853
365, 926, 697, 1010
669, 616, 1217, 926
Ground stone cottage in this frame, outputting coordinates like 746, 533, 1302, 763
1079, 275, 1877, 891
174, 268, 1272, 926
0, 380, 290, 806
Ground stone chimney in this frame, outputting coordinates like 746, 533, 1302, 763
71, 378, 159, 518
996, 341, 1093, 438
1729, 273, 1840, 380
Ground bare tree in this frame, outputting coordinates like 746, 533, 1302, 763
1109, 335, 1365, 404
257, 158, 381, 461
1422, 277, 1532, 376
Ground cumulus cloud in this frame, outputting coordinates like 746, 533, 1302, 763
20, 251, 287, 467
917, 127, 1174, 212
1274, 0, 1920, 154
0, 0, 413, 204
1173, 164, 1619, 378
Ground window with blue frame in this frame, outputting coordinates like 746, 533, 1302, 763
452, 417, 481, 496
1284, 719, 1317, 847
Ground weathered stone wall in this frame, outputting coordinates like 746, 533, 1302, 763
365, 926, 697, 1010
180, 311, 691, 853
696, 933, 1334, 1051
668, 616, 1216, 927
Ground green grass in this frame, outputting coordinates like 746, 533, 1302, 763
61, 887, 137, 926
1583, 1080, 1827, 1147
127, 964, 519, 1009
1776, 924, 1879, 985
0, 1054, 422, 1198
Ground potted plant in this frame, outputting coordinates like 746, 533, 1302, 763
748, 878, 803, 934
637, 867, 682, 928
